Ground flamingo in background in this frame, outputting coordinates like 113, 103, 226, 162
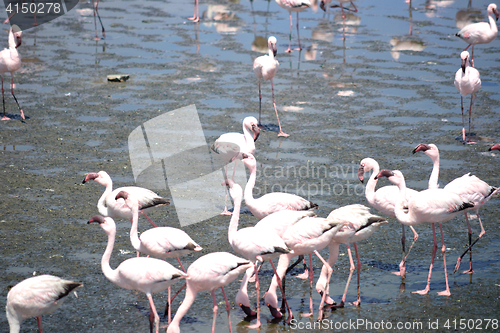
211, 116, 260, 215
320, 0, 357, 40
6, 275, 82, 333
315, 205, 387, 308
253, 36, 289, 137
413, 143, 499, 274
455, 3, 499, 67
454, 51, 481, 144
375, 169, 474, 296
226, 180, 291, 329
275, 0, 311, 53
358, 157, 418, 278
88, 215, 186, 333
0, 25, 24, 121
166, 252, 253, 333
82, 170, 170, 227
116, 190, 202, 322
91, 0, 105, 40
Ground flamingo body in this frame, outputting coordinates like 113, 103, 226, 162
456, 3, 499, 47
0, 24, 23, 121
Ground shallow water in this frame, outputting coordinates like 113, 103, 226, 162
1, 0, 499, 332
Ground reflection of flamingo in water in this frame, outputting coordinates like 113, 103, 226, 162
320, 0, 357, 40
390, 6, 426, 60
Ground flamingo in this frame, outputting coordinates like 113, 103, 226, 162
454, 51, 481, 144
211, 116, 260, 215
166, 252, 253, 333
262, 211, 345, 321
275, 0, 311, 53
82, 170, 169, 227
357, 157, 418, 278
115, 190, 202, 322
189, 0, 200, 22
253, 36, 289, 137
489, 143, 500, 151
88, 215, 187, 333
91, 0, 106, 40
375, 169, 474, 296
455, 3, 499, 67
6, 275, 82, 333
314, 205, 387, 308
225, 180, 292, 328
413, 143, 499, 274
320, 0, 357, 40
0, 25, 24, 121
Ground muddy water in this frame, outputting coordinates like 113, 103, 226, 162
1, 0, 499, 332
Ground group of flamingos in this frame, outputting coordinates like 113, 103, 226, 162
4, 2, 500, 333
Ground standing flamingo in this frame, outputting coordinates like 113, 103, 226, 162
413, 143, 499, 273
225, 180, 292, 329
253, 36, 288, 137
88, 215, 186, 333
115, 190, 202, 322
189, 0, 200, 22
275, 0, 311, 53
455, 3, 499, 67
454, 51, 481, 144
0, 25, 24, 121
211, 116, 260, 215
320, 0, 358, 41
375, 169, 474, 296
6, 275, 82, 333
166, 252, 253, 333
314, 205, 387, 308
91, 0, 106, 40
358, 157, 418, 278
82, 170, 170, 227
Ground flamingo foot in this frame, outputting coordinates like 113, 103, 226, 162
462, 268, 474, 275
437, 289, 451, 296
267, 305, 282, 319
295, 269, 309, 280
188, 16, 200, 22
350, 300, 360, 307
320, 292, 335, 306
19, 110, 24, 120
220, 207, 232, 216
412, 287, 430, 295
332, 300, 345, 308
301, 312, 313, 317
247, 322, 261, 329
285, 48, 293, 53
1, 115, 11, 121
278, 131, 290, 137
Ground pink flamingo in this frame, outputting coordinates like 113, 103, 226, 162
262, 211, 345, 321
320, 0, 358, 41
455, 3, 499, 67
253, 36, 289, 137
82, 170, 169, 227
275, 0, 311, 53
6, 275, 82, 333
489, 143, 500, 151
454, 51, 481, 144
0, 25, 24, 121
211, 116, 260, 215
315, 204, 387, 308
375, 169, 474, 296
116, 190, 202, 322
358, 157, 418, 278
88, 215, 187, 333
91, 0, 106, 40
226, 180, 292, 329
413, 143, 499, 274
166, 252, 253, 333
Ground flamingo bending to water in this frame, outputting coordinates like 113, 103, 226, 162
0, 25, 24, 121
454, 51, 481, 144
166, 252, 253, 333
275, 0, 311, 53
88, 215, 186, 333
253, 36, 288, 137
82, 170, 169, 227
375, 169, 474, 296
6, 275, 82, 333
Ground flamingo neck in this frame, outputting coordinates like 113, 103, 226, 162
227, 193, 243, 246
129, 201, 142, 252
428, 153, 440, 190
393, 180, 413, 225
167, 285, 197, 333
100, 225, 120, 284
489, 11, 498, 33
364, 163, 380, 205
235, 266, 254, 307
243, 162, 257, 208
6, 306, 21, 333
97, 180, 114, 216
241, 127, 255, 154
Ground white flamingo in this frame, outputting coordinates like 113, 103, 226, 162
82, 170, 170, 227
166, 252, 253, 333
0, 25, 24, 121
88, 215, 187, 333
253, 36, 288, 137
375, 169, 474, 296
6, 275, 82, 333
455, 3, 499, 67
275, 0, 311, 53
454, 51, 481, 144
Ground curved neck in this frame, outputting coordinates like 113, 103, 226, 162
6, 308, 21, 333
393, 180, 412, 225
129, 201, 142, 251
97, 181, 113, 216
243, 162, 257, 207
364, 163, 380, 204
489, 11, 499, 32
101, 225, 119, 284
167, 285, 197, 333
242, 127, 255, 153
428, 153, 440, 189
227, 193, 243, 245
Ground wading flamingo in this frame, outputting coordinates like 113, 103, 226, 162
275, 0, 311, 53
6, 275, 82, 333
375, 169, 473, 296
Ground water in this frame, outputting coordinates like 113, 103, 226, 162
1, 0, 499, 332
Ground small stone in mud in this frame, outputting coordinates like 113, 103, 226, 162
107, 75, 130, 82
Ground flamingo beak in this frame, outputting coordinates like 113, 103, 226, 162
82, 172, 99, 184
357, 165, 365, 183
240, 304, 257, 317
267, 304, 283, 319
15, 34, 22, 48
489, 143, 500, 151
461, 57, 467, 73
374, 169, 394, 180
320, 0, 326, 12
252, 125, 260, 142
88, 215, 105, 224
494, 8, 499, 21
272, 43, 277, 57
412, 143, 430, 154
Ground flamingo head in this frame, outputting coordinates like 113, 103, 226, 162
412, 143, 439, 160
357, 164, 365, 183
459, 51, 470, 73
268, 36, 278, 57
115, 190, 129, 201
357, 157, 377, 183
240, 152, 257, 169
375, 169, 405, 186
243, 116, 260, 142
488, 3, 499, 21
11, 25, 21, 48
489, 143, 500, 151
82, 171, 111, 185
88, 215, 116, 234
226, 180, 243, 201
115, 190, 141, 210
374, 169, 395, 180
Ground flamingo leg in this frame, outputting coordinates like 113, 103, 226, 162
188, 0, 200, 22
413, 223, 437, 295
301, 254, 314, 317
286, 11, 293, 53
437, 223, 451, 296
163, 283, 186, 318
460, 96, 466, 143
167, 287, 172, 325
141, 213, 159, 228
257, 79, 262, 126
394, 226, 418, 279
295, 12, 302, 50
401, 225, 406, 254
313, 250, 333, 321
1, 76, 9, 121
146, 294, 160, 333
333, 244, 355, 308
211, 290, 219, 333
466, 93, 476, 144
93, 0, 105, 40
271, 79, 289, 137
351, 243, 362, 306
221, 287, 233, 333
247, 263, 262, 329
221, 163, 232, 215
455, 211, 485, 274
269, 259, 294, 323
36, 316, 43, 333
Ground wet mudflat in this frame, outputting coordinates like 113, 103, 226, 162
0, 0, 499, 332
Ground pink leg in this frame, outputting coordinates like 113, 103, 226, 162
141, 213, 159, 228
466, 94, 476, 144
10, 73, 23, 121
163, 282, 186, 319
220, 287, 233, 333
301, 254, 314, 317
247, 263, 261, 329
286, 12, 293, 53
295, 12, 302, 50
268, 259, 294, 323
271, 79, 289, 137
1, 76, 9, 121
37, 316, 43, 333
455, 211, 485, 274
437, 223, 451, 296
460, 96, 466, 143
351, 243, 362, 306
147, 294, 160, 333
93, 0, 105, 40
257, 79, 262, 126
167, 287, 172, 325
295, 257, 309, 279
393, 226, 418, 279
313, 250, 333, 321
211, 290, 219, 333
413, 223, 437, 295
220, 163, 232, 215
188, 0, 200, 22
333, 244, 355, 308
